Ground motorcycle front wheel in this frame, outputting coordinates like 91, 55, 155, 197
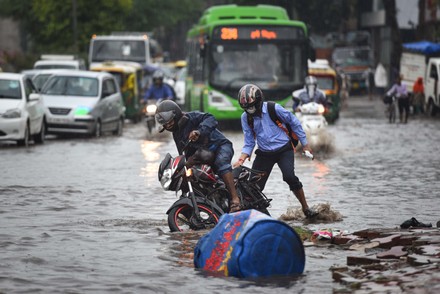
167, 203, 221, 232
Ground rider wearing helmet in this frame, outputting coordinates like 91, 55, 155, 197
155, 100, 242, 212
143, 70, 175, 102
233, 84, 318, 218
292, 75, 329, 111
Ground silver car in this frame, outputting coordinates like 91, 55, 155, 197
40, 70, 125, 137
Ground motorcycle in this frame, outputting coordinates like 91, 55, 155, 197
158, 143, 272, 232
295, 102, 331, 150
144, 99, 162, 134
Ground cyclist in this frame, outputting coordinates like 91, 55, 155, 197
386, 75, 409, 123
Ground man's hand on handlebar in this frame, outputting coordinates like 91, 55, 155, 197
188, 130, 200, 142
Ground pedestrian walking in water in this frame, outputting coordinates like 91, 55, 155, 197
232, 84, 318, 218
412, 77, 425, 115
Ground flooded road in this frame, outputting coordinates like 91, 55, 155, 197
1, 96, 439, 293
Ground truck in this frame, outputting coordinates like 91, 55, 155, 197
400, 41, 440, 116
332, 46, 372, 94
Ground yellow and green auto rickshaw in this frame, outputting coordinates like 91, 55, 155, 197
90, 61, 144, 123
308, 59, 340, 123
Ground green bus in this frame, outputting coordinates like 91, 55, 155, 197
185, 4, 314, 121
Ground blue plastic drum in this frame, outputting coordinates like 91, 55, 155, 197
194, 209, 305, 278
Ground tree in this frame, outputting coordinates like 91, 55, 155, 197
0, 0, 132, 55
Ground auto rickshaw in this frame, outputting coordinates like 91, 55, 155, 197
90, 61, 144, 123
308, 59, 341, 123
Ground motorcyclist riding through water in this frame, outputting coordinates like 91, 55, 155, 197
292, 75, 330, 112
155, 100, 242, 213
143, 70, 175, 102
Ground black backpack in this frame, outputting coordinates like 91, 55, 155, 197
246, 101, 299, 149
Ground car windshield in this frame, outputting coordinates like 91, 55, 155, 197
210, 42, 304, 91
33, 74, 53, 90
41, 76, 99, 97
35, 64, 77, 69
0, 79, 22, 99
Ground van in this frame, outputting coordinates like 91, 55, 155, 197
33, 55, 86, 70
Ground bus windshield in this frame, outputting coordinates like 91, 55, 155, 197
209, 42, 304, 91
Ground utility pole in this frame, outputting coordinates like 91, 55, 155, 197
72, 0, 78, 54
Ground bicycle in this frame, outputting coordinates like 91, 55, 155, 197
383, 95, 397, 123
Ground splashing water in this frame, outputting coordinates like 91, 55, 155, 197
279, 202, 343, 223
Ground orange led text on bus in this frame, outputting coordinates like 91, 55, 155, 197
250, 29, 277, 39
221, 28, 238, 40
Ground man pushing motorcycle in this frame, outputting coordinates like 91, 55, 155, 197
232, 84, 318, 219
155, 100, 242, 213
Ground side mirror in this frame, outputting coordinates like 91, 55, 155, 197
308, 40, 316, 62
101, 91, 112, 98
29, 93, 40, 101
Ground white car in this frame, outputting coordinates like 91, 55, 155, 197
40, 70, 125, 137
174, 67, 187, 106
0, 73, 46, 146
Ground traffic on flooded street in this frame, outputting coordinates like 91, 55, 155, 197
2, 1, 440, 293
1, 95, 439, 293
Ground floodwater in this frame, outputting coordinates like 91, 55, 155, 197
1, 96, 439, 293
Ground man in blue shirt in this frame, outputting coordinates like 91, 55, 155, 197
143, 70, 175, 102
292, 75, 329, 111
155, 100, 242, 213
233, 84, 318, 218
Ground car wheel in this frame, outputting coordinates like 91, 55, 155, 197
94, 120, 102, 138
34, 119, 46, 144
113, 118, 124, 136
17, 123, 29, 147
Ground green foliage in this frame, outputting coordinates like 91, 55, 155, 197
123, 0, 204, 32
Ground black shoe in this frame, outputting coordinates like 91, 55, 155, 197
304, 208, 318, 219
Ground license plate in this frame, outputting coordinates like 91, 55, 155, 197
52, 117, 70, 123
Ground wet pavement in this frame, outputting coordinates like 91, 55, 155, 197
1, 95, 439, 293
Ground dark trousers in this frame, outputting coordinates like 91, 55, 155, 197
252, 143, 303, 192
398, 97, 410, 122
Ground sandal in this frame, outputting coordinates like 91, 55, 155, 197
229, 201, 242, 213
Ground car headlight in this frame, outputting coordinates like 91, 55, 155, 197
146, 104, 157, 114
2, 108, 21, 118
75, 106, 92, 115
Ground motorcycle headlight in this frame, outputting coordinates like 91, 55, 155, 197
146, 104, 157, 114
2, 108, 21, 118
318, 104, 325, 114
160, 168, 172, 190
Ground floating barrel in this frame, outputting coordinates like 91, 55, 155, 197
194, 209, 305, 278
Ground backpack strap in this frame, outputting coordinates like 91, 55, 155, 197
267, 101, 299, 150
246, 113, 256, 139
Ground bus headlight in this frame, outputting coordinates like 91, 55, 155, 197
208, 90, 235, 110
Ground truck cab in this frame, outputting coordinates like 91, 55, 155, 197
425, 58, 440, 115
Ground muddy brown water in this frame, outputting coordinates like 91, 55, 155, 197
1, 96, 439, 293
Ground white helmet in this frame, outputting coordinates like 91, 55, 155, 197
305, 75, 318, 98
